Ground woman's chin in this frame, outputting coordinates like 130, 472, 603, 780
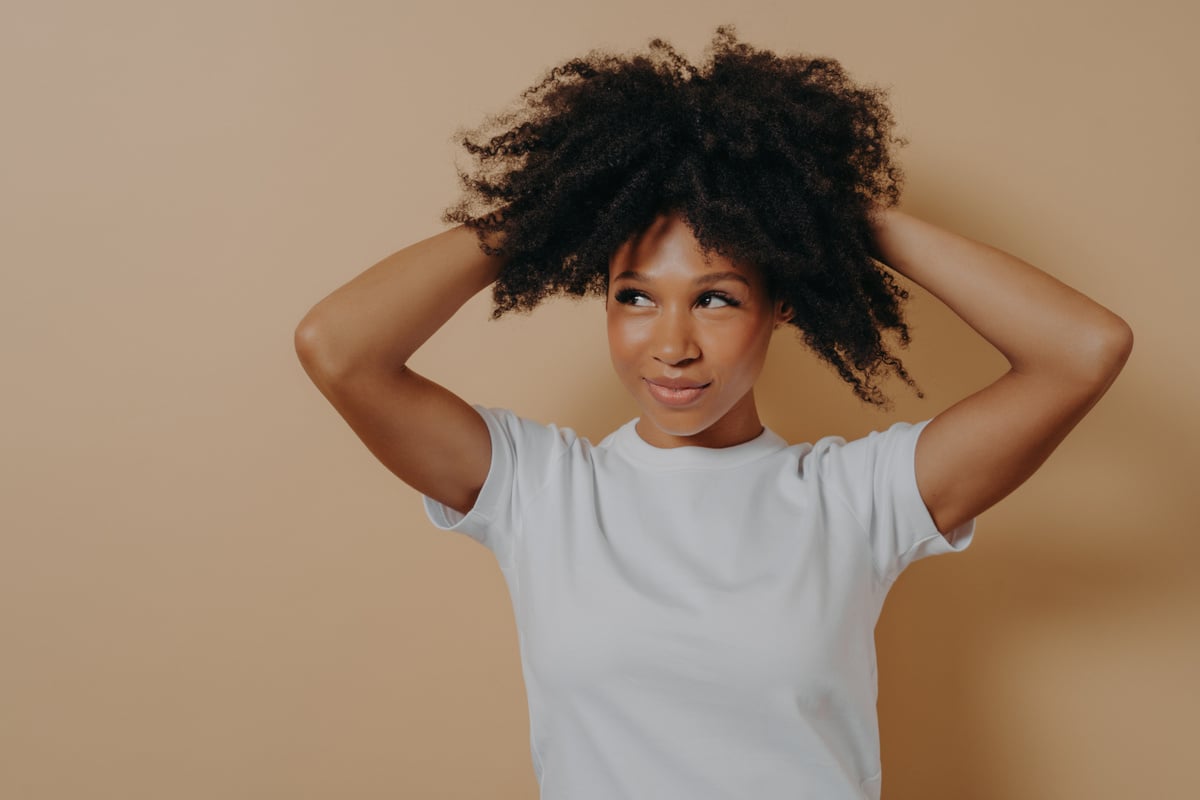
636, 410, 715, 440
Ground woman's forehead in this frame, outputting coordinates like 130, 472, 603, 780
608, 212, 760, 284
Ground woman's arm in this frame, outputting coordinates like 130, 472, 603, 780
295, 225, 507, 380
294, 224, 510, 516
866, 207, 1133, 536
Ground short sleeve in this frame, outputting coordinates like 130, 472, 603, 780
814, 417, 975, 586
420, 404, 567, 566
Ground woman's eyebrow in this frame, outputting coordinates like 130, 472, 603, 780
612, 269, 750, 287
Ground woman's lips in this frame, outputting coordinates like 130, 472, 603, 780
644, 378, 711, 407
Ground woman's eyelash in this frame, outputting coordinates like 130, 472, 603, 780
614, 288, 647, 304
699, 292, 741, 308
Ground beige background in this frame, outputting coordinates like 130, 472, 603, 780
2, 1, 1195, 798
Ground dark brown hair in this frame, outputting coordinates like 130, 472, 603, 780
442, 25, 921, 407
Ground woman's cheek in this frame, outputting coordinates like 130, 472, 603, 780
608, 320, 642, 370
612, 318, 651, 352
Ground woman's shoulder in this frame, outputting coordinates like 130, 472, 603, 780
468, 403, 602, 456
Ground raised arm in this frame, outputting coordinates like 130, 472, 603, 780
294, 224, 509, 516
866, 207, 1134, 536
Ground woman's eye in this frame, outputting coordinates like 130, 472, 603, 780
615, 289, 652, 306
698, 292, 738, 309
613, 289, 740, 309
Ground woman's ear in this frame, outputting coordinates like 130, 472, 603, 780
775, 300, 794, 328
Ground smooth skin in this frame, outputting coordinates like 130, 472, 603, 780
606, 211, 793, 450
295, 208, 1132, 537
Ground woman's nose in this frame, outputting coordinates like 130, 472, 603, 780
652, 310, 700, 365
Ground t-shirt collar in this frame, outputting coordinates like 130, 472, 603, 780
609, 418, 788, 469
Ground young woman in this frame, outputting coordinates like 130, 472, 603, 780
295, 27, 1132, 800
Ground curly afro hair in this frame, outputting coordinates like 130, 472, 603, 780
440, 24, 923, 407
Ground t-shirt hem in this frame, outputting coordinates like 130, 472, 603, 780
884, 418, 977, 583
905, 419, 977, 544
420, 403, 510, 557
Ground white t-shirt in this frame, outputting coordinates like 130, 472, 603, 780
422, 404, 976, 799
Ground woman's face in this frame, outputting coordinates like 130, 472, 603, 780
606, 212, 792, 449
